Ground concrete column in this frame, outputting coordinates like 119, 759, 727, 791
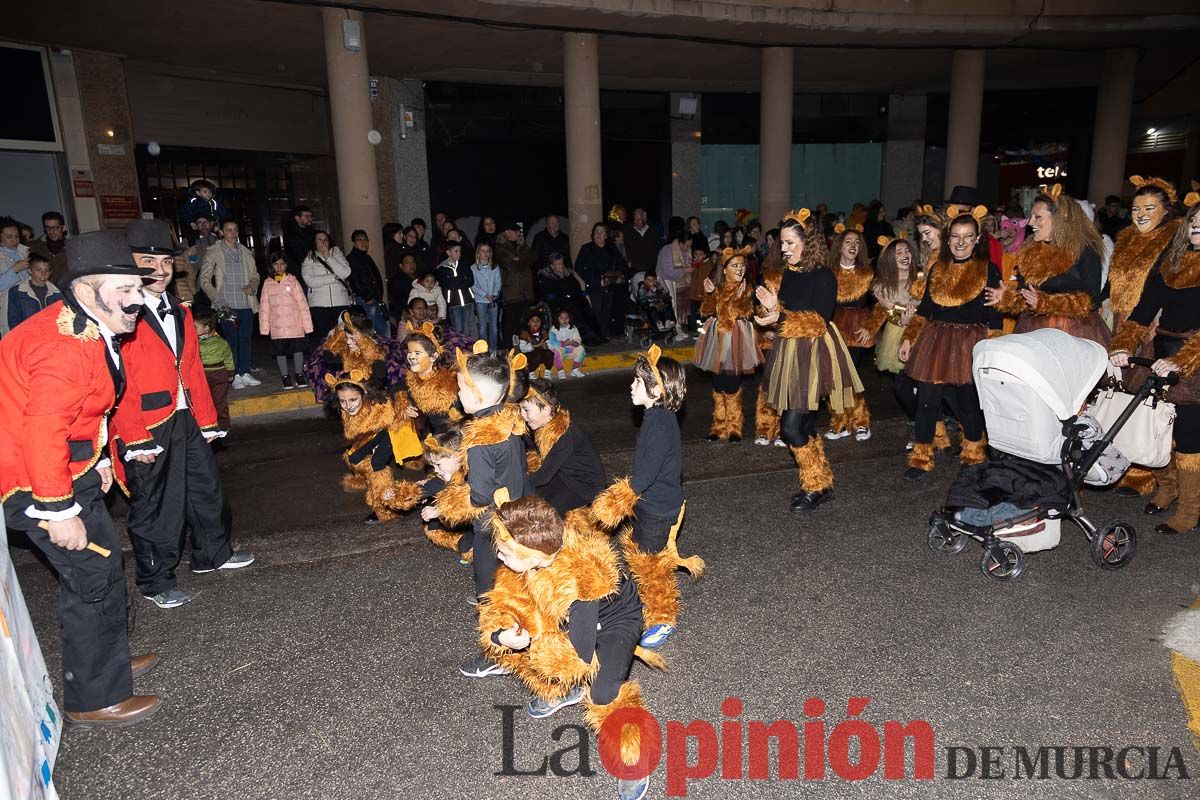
322, 8, 383, 267
377, 77, 432, 231
1087, 49, 1138, 206
73, 52, 141, 229
881, 94, 927, 216
758, 47, 794, 228
670, 93, 702, 219
562, 33, 603, 262
47, 51, 101, 232
943, 49, 985, 200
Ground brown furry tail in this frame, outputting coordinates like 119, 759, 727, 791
425, 527, 465, 553
365, 468, 399, 521
380, 480, 424, 512
1117, 466, 1157, 496
634, 647, 668, 672
585, 681, 648, 768
435, 483, 489, 526
590, 477, 639, 530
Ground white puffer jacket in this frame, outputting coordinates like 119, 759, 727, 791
301, 247, 352, 308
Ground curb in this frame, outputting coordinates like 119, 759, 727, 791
228, 343, 695, 419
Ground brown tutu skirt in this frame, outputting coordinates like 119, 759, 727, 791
834, 307, 874, 348
694, 318, 763, 375
764, 323, 864, 413
905, 321, 987, 385
1014, 311, 1111, 347
1122, 330, 1200, 405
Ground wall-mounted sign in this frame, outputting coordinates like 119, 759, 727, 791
1036, 165, 1068, 179
72, 179, 94, 198
100, 194, 140, 220
97, 143, 125, 156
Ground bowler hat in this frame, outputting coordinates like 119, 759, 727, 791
946, 185, 979, 206
126, 219, 181, 255
64, 231, 154, 284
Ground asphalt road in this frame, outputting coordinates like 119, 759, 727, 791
11, 366, 1200, 800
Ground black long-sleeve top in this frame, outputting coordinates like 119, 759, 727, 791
778, 267, 837, 321
528, 423, 608, 516
347, 248, 385, 304
916, 259, 1004, 330
1016, 248, 1104, 311
1129, 249, 1200, 332
467, 404, 526, 539
631, 405, 683, 517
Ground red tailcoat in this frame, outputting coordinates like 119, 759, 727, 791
0, 302, 127, 512
112, 296, 219, 448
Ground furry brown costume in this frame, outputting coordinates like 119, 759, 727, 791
337, 391, 400, 520
590, 481, 704, 632
406, 366, 462, 421
995, 241, 1091, 318
778, 311, 828, 339
792, 437, 834, 491
1109, 220, 1182, 318
322, 316, 387, 376
434, 404, 527, 524
700, 280, 754, 333
755, 385, 781, 441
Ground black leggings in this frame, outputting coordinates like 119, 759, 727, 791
780, 409, 819, 448
894, 372, 918, 421
1176, 405, 1200, 454
914, 381, 984, 443
847, 345, 872, 372
712, 373, 745, 394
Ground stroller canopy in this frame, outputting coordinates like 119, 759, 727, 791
972, 329, 1108, 420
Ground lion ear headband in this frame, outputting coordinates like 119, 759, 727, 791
1183, 191, 1199, 209
719, 245, 754, 269
489, 487, 551, 562
876, 230, 908, 250
323, 368, 367, 392
455, 340, 490, 403
784, 208, 812, 226
642, 343, 664, 397
1129, 175, 1178, 204
833, 222, 863, 235
406, 320, 445, 356
945, 204, 989, 224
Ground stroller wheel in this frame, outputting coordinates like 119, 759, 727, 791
980, 541, 1024, 582
1090, 519, 1137, 570
927, 519, 967, 556
640, 336, 653, 349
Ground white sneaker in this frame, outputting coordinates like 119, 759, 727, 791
570, 368, 585, 378
824, 429, 850, 441
854, 426, 872, 442
231, 374, 247, 390
772, 438, 787, 448
240, 373, 262, 387
557, 370, 567, 380
754, 436, 769, 446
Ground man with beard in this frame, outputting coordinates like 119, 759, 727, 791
115, 220, 254, 610
0, 231, 162, 727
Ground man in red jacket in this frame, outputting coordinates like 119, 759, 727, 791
0, 231, 161, 727
116, 220, 254, 609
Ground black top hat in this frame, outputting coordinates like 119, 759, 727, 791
499, 219, 520, 232
64, 231, 154, 283
946, 185, 979, 206
126, 219, 180, 255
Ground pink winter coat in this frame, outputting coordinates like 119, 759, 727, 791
259, 274, 313, 339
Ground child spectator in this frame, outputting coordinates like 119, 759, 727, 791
636, 273, 676, 332
548, 309, 587, 378
259, 251, 313, 389
183, 179, 228, 226
7, 253, 61, 331
517, 309, 556, 376
411, 272, 448, 322
194, 309, 234, 435
436, 241, 474, 334
471, 242, 501, 350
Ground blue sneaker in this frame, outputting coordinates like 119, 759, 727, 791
639, 624, 675, 649
618, 775, 651, 800
527, 687, 585, 719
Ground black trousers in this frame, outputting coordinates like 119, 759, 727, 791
471, 512, 498, 599
4, 470, 133, 713
1176, 405, 1200, 454
310, 304, 352, 344
712, 373, 745, 394
501, 301, 530, 347
125, 411, 233, 596
590, 586, 644, 705
780, 409, 819, 448
893, 372, 918, 421
914, 381, 984, 443
632, 509, 678, 554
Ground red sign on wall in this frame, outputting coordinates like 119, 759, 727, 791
100, 195, 140, 220
73, 179, 94, 198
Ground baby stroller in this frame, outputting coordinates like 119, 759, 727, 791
927, 329, 1177, 581
623, 271, 678, 349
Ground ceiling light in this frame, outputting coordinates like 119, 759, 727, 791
1147, 127, 1157, 135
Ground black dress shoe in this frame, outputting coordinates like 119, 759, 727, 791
904, 467, 928, 482
1114, 486, 1140, 497
790, 488, 833, 513
1144, 501, 1172, 516
729, 434, 742, 443
706, 433, 722, 442
1156, 522, 1194, 535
